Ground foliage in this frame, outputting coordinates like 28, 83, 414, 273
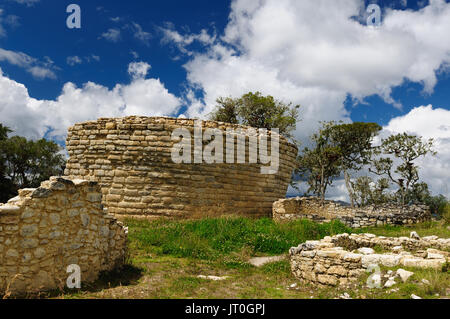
209, 92, 300, 140
296, 121, 381, 204
0, 124, 15, 202
351, 176, 391, 207
296, 122, 342, 203
369, 133, 436, 206
0, 124, 66, 202
329, 122, 382, 206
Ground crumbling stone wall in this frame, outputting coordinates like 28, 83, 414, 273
289, 233, 449, 287
273, 197, 431, 227
64, 116, 298, 218
0, 177, 127, 296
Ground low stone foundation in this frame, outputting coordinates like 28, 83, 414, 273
273, 197, 431, 228
0, 177, 128, 296
289, 233, 449, 287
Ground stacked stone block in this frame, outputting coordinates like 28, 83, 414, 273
0, 177, 127, 296
273, 197, 431, 227
64, 116, 298, 218
290, 233, 449, 287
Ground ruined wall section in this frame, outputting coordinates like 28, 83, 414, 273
64, 117, 298, 218
273, 197, 431, 228
0, 177, 127, 296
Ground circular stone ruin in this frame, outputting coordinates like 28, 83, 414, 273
64, 116, 298, 218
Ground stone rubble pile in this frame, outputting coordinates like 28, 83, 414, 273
289, 232, 449, 287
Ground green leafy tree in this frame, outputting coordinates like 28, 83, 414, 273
209, 91, 300, 140
328, 122, 382, 207
351, 176, 391, 207
296, 122, 342, 204
295, 121, 381, 205
369, 133, 436, 206
0, 124, 15, 202
0, 125, 66, 202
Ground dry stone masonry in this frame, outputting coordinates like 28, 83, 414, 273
0, 177, 127, 296
289, 232, 449, 287
64, 116, 298, 218
273, 197, 431, 228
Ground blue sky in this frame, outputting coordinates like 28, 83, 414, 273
1, 0, 229, 101
1, 0, 450, 199
1, 0, 447, 127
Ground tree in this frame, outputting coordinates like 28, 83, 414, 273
296, 122, 342, 204
209, 92, 300, 140
351, 176, 391, 207
369, 133, 436, 206
0, 125, 66, 202
328, 122, 382, 207
295, 121, 381, 205
0, 124, 15, 202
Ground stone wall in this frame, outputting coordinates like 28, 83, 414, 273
64, 116, 298, 218
0, 177, 127, 296
289, 233, 450, 287
273, 197, 431, 228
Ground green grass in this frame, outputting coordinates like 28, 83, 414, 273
356, 221, 450, 238
20, 216, 448, 300
126, 216, 352, 260
443, 203, 450, 224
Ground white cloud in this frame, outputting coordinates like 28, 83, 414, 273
130, 51, 139, 59
67, 55, 100, 66
131, 22, 151, 46
0, 47, 57, 79
100, 28, 121, 42
0, 63, 181, 141
160, 0, 450, 141
27, 66, 56, 79
158, 0, 450, 199
0, 9, 20, 37
128, 61, 151, 79
9, 0, 39, 6
87, 55, 100, 63
66, 56, 82, 66
160, 24, 216, 55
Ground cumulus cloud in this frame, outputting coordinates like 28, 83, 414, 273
160, 0, 450, 143
0, 63, 181, 141
128, 61, 151, 79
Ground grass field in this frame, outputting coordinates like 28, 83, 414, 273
46, 217, 450, 299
